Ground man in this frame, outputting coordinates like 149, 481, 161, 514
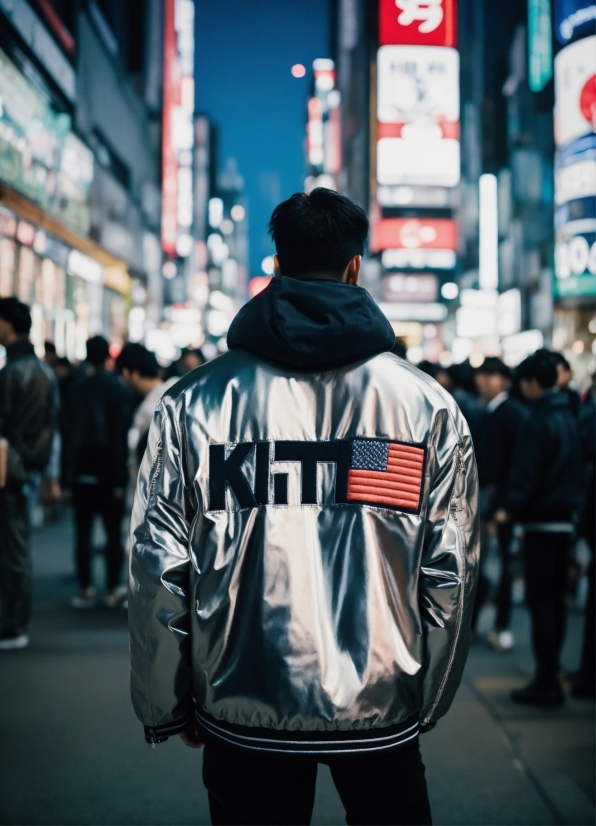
473, 357, 528, 650
117, 343, 179, 471
129, 189, 479, 826
62, 336, 133, 608
552, 350, 581, 417
495, 351, 584, 706
0, 298, 57, 649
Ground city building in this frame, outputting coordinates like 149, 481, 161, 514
0, 0, 165, 360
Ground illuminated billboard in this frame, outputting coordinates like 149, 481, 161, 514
370, 217, 457, 253
377, 45, 460, 186
554, 35, 596, 148
161, 0, 195, 257
379, 0, 457, 47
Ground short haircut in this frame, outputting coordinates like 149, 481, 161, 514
267, 188, 369, 279
549, 350, 571, 372
86, 335, 110, 366
45, 341, 57, 355
0, 297, 32, 335
516, 351, 558, 389
476, 356, 511, 379
117, 342, 159, 378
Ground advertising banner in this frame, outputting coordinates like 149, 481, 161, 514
554, 35, 596, 148
377, 45, 459, 186
554, 0, 596, 44
379, 0, 457, 47
0, 47, 93, 235
370, 217, 457, 252
382, 272, 438, 301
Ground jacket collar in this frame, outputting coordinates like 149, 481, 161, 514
227, 275, 395, 370
5, 337, 35, 363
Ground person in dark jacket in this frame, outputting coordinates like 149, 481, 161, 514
0, 298, 57, 650
473, 358, 528, 649
495, 351, 584, 706
62, 336, 133, 608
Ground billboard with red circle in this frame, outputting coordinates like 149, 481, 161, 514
379, 0, 457, 47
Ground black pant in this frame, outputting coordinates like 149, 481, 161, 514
72, 484, 124, 590
523, 531, 571, 685
0, 486, 31, 633
202, 741, 432, 826
495, 523, 513, 631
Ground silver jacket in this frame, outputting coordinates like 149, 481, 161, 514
129, 347, 479, 753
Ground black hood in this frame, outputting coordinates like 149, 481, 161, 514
227, 275, 395, 370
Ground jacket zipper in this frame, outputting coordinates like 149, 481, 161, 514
422, 445, 466, 727
149, 440, 163, 498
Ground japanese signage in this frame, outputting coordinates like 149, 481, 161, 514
555, 0, 596, 44
382, 272, 438, 301
370, 217, 457, 253
161, 0, 195, 257
0, 47, 93, 235
379, 0, 457, 47
377, 45, 459, 187
555, 231, 596, 296
554, 36, 596, 148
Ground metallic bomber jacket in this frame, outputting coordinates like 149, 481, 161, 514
129, 347, 479, 746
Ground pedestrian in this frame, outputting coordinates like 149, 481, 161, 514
0, 298, 57, 650
128, 188, 479, 826
164, 346, 206, 380
447, 361, 483, 444
495, 351, 584, 706
552, 350, 581, 417
473, 357, 528, 650
62, 336, 133, 608
117, 343, 179, 471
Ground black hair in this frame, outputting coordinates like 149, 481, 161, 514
515, 350, 558, 389
117, 342, 160, 378
390, 338, 408, 359
267, 188, 369, 279
0, 297, 32, 335
44, 341, 57, 355
417, 360, 439, 379
475, 356, 511, 379
86, 335, 110, 366
545, 350, 571, 372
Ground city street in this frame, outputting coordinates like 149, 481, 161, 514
0, 518, 593, 826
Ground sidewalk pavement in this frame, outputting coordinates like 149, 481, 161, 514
0, 516, 593, 826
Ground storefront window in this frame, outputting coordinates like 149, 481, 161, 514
17, 246, 36, 303
0, 237, 16, 295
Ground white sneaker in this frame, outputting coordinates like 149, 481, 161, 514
488, 630, 515, 651
104, 585, 128, 608
71, 588, 97, 609
0, 632, 29, 650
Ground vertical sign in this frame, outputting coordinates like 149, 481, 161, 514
161, 0, 195, 257
379, 0, 457, 47
528, 0, 553, 92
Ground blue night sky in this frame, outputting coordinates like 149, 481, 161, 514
194, 0, 331, 278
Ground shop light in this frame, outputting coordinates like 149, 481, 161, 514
441, 281, 459, 299
209, 198, 224, 228
162, 261, 177, 279
220, 219, 234, 235
479, 173, 499, 289
16, 221, 35, 246
261, 255, 275, 275
67, 249, 103, 283
231, 205, 245, 222
291, 64, 306, 78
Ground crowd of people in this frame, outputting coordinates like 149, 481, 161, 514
0, 293, 593, 706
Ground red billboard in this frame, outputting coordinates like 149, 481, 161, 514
370, 217, 457, 253
379, 0, 457, 47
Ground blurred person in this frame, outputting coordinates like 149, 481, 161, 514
62, 336, 134, 609
164, 346, 206, 380
117, 343, 179, 470
571, 379, 595, 698
417, 360, 452, 392
447, 361, 483, 443
495, 351, 584, 706
551, 350, 581, 417
128, 188, 479, 826
44, 340, 58, 368
0, 298, 57, 650
390, 337, 408, 360
473, 357, 528, 650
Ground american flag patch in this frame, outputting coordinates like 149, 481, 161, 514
347, 439, 425, 511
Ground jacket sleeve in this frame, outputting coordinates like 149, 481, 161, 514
128, 397, 195, 744
419, 402, 480, 728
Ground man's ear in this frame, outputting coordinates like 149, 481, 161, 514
342, 255, 361, 286
273, 255, 281, 275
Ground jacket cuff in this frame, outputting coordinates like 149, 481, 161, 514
144, 716, 191, 744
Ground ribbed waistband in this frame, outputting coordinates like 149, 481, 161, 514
196, 708, 419, 757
